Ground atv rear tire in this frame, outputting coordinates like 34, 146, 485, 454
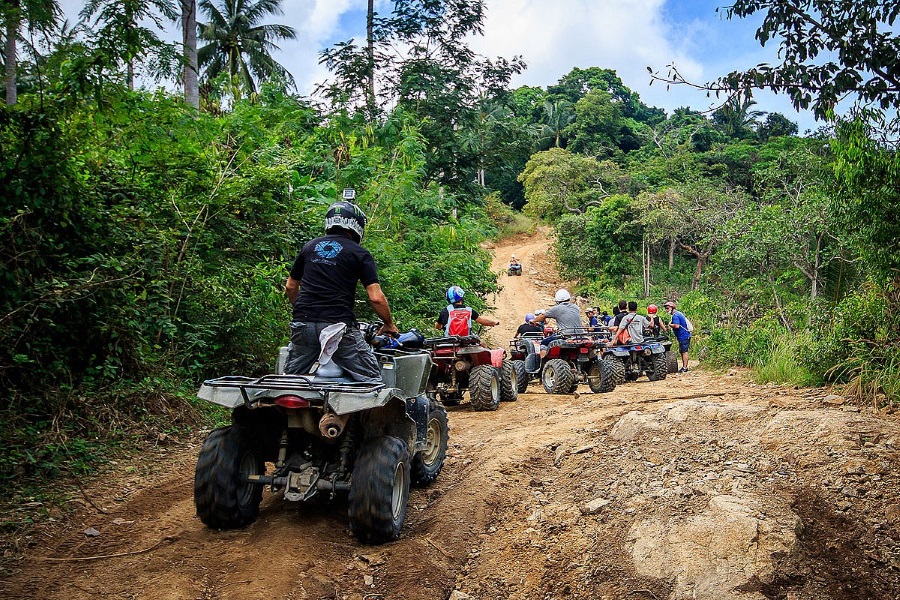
542, 359, 575, 394
349, 435, 411, 544
469, 365, 500, 411
647, 353, 668, 381
194, 426, 264, 530
412, 402, 449, 486
666, 350, 678, 374
512, 360, 529, 393
499, 359, 519, 402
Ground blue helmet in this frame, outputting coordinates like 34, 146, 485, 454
446, 286, 465, 304
525, 313, 535, 323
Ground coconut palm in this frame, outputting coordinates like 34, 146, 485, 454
2, 0, 61, 104
197, 0, 296, 94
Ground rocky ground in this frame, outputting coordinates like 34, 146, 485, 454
2, 231, 899, 599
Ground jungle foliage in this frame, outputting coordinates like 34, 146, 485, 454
1, 0, 899, 494
514, 2, 900, 408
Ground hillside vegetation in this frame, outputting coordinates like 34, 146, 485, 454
2, 0, 899, 501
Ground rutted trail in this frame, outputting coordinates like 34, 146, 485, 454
3, 229, 900, 600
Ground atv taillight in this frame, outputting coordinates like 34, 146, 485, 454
579, 347, 589, 353
275, 395, 310, 408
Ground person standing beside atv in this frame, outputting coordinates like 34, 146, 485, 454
664, 301, 692, 372
610, 301, 650, 345
435, 286, 500, 336
533, 289, 582, 357
586, 307, 601, 331
646, 304, 668, 336
284, 198, 399, 382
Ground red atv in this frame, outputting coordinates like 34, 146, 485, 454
510, 328, 622, 394
423, 335, 517, 411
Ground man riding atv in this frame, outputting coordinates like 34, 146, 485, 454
508, 254, 522, 276
532, 289, 582, 358
284, 192, 397, 380
435, 285, 500, 335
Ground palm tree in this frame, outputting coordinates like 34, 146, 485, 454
181, 0, 198, 108
538, 99, 575, 148
2, 0, 61, 104
712, 97, 764, 139
197, 0, 296, 94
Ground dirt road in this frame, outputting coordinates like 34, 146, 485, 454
3, 233, 900, 600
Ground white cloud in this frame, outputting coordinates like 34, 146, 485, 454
57, 0, 819, 130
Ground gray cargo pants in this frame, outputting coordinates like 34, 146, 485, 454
285, 321, 382, 383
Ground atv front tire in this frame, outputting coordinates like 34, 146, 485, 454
512, 360, 529, 393
412, 402, 449, 486
349, 435, 411, 544
194, 426, 264, 530
499, 359, 519, 402
469, 365, 500, 411
542, 359, 575, 394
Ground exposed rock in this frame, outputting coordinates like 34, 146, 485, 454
823, 394, 845, 405
626, 494, 799, 599
581, 497, 611, 515
609, 411, 663, 441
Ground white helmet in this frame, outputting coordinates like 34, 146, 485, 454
554, 289, 571, 303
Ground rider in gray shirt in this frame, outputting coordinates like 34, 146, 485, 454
533, 289, 583, 357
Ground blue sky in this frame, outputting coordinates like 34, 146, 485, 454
60, 0, 823, 133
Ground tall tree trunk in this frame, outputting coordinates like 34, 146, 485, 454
365, 0, 375, 117
127, 61, 134, 90
668, 236, 675, 269
181, 0, 198, 109
642, 237, 651, 298
4, 14, 17, 105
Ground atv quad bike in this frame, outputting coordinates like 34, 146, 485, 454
644, 331, 679, 374
423, 334, 517, 410
507, 263, 522, 276
511, 328, 622, 394
602, 338, 669, 384
193, 324, 449, 545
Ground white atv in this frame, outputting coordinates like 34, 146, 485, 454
193, 324, 449, 544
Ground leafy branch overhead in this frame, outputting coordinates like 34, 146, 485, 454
648, 0, 900, 118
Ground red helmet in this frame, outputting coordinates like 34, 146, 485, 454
647, 304, 658, 314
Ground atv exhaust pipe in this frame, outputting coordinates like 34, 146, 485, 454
319, 412, 350, 439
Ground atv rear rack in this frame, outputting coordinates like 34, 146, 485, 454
198, 375, 387, 410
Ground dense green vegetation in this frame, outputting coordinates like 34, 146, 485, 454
1, 0, 898, 502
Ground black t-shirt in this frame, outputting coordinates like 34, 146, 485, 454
436, 305, 480, 329
289, 233, 379, 323
612, 312, 626, 327
516, 322, 543, 336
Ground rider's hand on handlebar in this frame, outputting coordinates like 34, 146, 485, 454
378, 322, 400, 338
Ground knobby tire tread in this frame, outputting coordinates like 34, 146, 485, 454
349, 435, 410, 544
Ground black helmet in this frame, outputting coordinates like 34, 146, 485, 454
324, 200, 367, 242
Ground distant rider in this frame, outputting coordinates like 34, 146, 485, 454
515, 313, 544, 338
646, 304, 668, 337
610, 301, 649, 345
435, 286, 500, 336
284, 196, 398, 382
